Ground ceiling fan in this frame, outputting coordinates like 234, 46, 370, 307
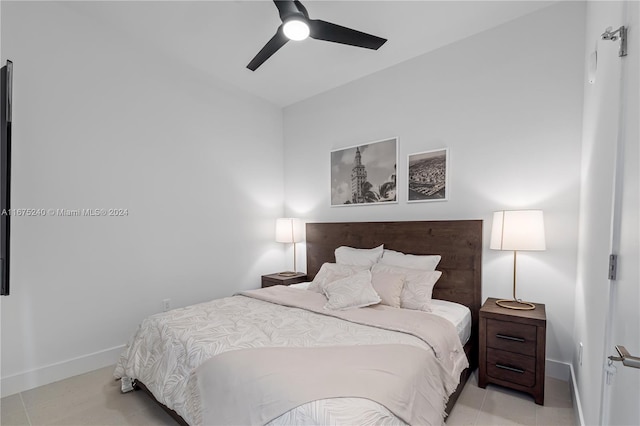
247, 0, 387, 71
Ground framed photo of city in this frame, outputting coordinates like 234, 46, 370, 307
330, 138, 398, 206
407, 148, 449, 202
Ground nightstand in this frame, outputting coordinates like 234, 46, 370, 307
478, 297, 546, 405
261, 273, 307, 288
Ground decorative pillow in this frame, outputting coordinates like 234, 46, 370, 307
334, 244, 384, 267
308, 263, 369, 294
289, 281, 311, 290
323, 270, 381, 311
370, 270, 405, 308
401, 271, 442, 311
380, 249, 441, 271
371, 263, 442, 312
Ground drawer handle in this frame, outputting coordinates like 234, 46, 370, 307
495, 363, 525, 374
496, 334, 525, 343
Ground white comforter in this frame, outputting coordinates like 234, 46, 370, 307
114, 291, 461, 425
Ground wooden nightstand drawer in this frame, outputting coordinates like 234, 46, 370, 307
486, 318, 537, 356
487, 348, 536, 387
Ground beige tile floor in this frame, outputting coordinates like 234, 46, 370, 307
1, 366, 575, 426
447, 371, 575, 426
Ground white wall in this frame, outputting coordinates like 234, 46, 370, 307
0, 2, 285, 396
283, 2, 585, 365
573, 1, 639, 425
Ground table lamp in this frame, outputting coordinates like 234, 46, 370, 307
490, 210, 546, 310
275, 218, 303, 277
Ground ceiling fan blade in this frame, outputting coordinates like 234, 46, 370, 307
292, 0, 309, 19
273, 0, 302, 21
308, 19, 386, 50
247, 26, 289, 71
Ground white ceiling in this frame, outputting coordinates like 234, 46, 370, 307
67, 1, 556, 107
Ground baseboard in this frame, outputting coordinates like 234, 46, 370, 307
546, 358, 571, 381
569, 362, 586, 426
0, 344, 125, 397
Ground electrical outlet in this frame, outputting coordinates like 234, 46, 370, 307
579, 342, 584, 366
162, 299, 171, 312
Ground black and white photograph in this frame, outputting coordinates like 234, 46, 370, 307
408, 148, 448, 202
331, 138, 398, 206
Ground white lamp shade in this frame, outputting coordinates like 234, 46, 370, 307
275, 218, 303, 243
490, 210, 546, 251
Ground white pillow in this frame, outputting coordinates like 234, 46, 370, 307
308, 263, 369, 294
371, 263, 442, 312
289, 282, 311, 290
401, 271, 442, 311
371, 270, 405, 308
335, 244, 384, 267
380, 249, 441, 271
323, 270, 381, 311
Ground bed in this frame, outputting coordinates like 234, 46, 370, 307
115, 220, 482, 425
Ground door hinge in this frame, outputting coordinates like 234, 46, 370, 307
608, 254, 618, 280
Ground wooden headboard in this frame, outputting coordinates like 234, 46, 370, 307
305, 220, 482, 360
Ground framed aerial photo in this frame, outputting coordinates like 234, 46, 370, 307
330, 138, 398, 206
407, 148, 449, 202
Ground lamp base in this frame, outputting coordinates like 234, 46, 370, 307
278, 271, 298, 277
496, 299, 536, 310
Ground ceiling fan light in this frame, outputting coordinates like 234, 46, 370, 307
283, 19, 310, 41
